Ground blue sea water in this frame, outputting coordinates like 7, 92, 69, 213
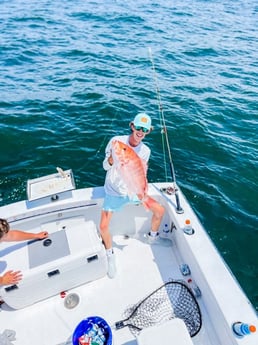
0, 0, 257, 310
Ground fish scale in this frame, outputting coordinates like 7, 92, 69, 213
112, 140, 148, 201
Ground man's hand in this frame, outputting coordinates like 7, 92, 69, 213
0, 270, 23, 286
36, 231, 48, 239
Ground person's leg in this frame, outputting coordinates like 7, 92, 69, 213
100, 194, 130, 246
144, 196, 171, 246
99, 210, 113, 249
144, 196, 165, 232
99, 209, 116, 278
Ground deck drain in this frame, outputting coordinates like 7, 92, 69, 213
64, 293, 80, 309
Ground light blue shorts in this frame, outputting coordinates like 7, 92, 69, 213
102, 193, 140, 212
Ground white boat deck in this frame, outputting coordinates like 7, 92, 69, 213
0, 182, 257, 345
1, 232, 217, 345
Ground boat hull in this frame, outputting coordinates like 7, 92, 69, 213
0, 181, 257, 345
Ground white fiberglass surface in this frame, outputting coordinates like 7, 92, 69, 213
0, 231, 217, 345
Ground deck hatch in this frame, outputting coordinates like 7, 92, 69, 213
28, 230, 70, 269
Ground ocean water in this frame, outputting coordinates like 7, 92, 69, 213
0, 0, 257, 310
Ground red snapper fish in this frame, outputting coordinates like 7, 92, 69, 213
112, 140, 154, 209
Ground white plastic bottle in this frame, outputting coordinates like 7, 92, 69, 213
232, 322, 256, 337
183, 219, 194, 235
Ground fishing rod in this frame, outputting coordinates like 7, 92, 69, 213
148, 47, 183, 214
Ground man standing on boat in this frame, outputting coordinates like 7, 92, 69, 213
0, 218, 48, 286
99, 113, 169, 279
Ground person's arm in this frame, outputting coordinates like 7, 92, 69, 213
3, 230, 48, 242
103, 138, 114, 171
0, 270, 22, 286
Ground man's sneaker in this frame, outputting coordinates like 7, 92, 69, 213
145, 232, 172, 247
107, 252, 117, 279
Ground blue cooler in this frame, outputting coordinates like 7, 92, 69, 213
72, 316, 112, 345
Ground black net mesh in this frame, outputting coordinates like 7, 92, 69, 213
115, 280, 202, 337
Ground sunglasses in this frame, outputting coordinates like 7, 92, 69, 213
134, 125, 149, 133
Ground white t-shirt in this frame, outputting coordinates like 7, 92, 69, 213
103, 135, 151, 196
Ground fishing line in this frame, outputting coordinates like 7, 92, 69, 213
95, 114, 117, 156
148, 48, 183, 213
81, 110, 118, 174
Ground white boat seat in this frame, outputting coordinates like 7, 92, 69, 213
136, 318, 194, 345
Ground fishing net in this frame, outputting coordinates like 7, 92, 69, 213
115, 280, 202, 337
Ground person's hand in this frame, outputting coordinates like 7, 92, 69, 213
0, 270, 23, 285
36, 231, 48, 239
